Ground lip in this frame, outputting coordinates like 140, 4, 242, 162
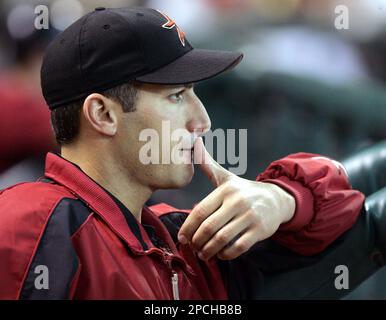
177, 136, 197, 152
177, 148, 194, 163
178, 147, 194, 151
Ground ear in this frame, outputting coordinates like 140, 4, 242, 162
82, 93, 118, 137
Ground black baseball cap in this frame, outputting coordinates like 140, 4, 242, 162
41, 7, 243, 109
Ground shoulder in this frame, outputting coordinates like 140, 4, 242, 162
0, 182, 91, 299
0, 181, 75, 220
0, 181, 92, 238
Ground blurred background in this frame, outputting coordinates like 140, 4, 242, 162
1, 0, 386, 208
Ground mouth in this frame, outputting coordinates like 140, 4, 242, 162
178, 147, 194, 163
178, 147, 194, 153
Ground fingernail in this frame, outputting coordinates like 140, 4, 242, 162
178, 234, 187, 245
198, 252, 205, 260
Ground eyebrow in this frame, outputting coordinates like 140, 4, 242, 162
169, 83, 194, 91
153, 83, 195, 93
173, 83, 194, 90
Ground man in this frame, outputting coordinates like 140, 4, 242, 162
0, 7, 364, 299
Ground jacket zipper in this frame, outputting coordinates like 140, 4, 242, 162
171, 271, 179, 300
163, 250, 180, 300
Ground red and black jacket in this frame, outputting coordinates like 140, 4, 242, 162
0, 152, 364, 299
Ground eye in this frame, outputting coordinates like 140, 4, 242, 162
168, 90, 185, 103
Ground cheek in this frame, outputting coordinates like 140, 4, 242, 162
119, 104, 190, 166
136, 107, 168, 134
140, 111, 188, 147
141, 100, 188, 126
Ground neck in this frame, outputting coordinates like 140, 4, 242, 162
61, 145, 152, 223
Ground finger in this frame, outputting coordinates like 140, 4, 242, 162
217, 228, 261, 260
197, 214, 251, 261
194, 137, 233, 186
178, 186, 224, 244
191, 204, 238, 251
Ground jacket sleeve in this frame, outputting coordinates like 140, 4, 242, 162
256, 152, 365, 256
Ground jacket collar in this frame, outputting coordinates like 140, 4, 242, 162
44, 152, 179, 256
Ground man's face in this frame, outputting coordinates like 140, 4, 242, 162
114, 83, 211, 190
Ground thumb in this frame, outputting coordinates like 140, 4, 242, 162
193, 137, 233, 186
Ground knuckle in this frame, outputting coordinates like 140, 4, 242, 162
245, 209, 258, 222
224, 199, 238, 213
234, 241, 249, 253
214, 231, 229, 245
201, 251, 213, 260
194, 204, 207, 221
253, 220, 266, 236
218, 248, 237, 260
201, 248, 210, 257
222, 181, 236, 195
251, 209, 262, 224
217, 252, 230, 260
201, 220, 215, 234
226, 195, 247, 213
225, 252, 238, 260
191, 233, 202, 247
236, 197, 249, 209
257, 219, 271, 235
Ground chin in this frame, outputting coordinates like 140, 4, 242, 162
145, 163, 195, 190
163, 163, 194, 189
174, 164, 194, 188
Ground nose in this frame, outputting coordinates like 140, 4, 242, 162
186, 95, 211, 136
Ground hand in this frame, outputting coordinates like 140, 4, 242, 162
177, 138, 295, 261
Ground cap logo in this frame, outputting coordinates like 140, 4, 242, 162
157, 10, 186, 47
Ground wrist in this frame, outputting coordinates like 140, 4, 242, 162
263, 182, 296, 224
280, 187, 296, 223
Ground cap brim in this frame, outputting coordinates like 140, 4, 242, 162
135, 49, 243, 84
